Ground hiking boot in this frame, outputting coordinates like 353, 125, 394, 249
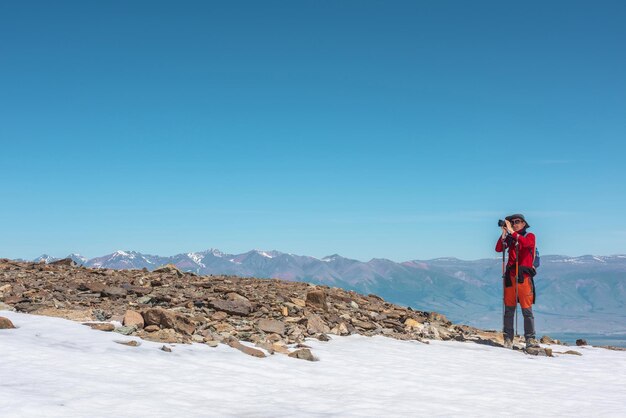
526, 338, 540, 349
503, 338, 513, 349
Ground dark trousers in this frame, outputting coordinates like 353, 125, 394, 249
503, 306, 535, 340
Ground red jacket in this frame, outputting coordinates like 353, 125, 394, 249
495, 231, 536, 268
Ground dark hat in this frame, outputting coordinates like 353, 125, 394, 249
506, 213, 530, 228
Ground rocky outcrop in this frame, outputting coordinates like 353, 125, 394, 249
0, 258, 566, 359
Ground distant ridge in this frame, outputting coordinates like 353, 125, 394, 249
29, 249, 626, 334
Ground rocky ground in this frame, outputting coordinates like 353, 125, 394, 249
1, 258, 565, 359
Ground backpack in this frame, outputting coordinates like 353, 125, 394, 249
533, 247, 541, 269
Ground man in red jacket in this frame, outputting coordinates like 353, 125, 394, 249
495, 214, 539, 349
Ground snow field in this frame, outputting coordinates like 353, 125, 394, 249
1, 311, 626, 417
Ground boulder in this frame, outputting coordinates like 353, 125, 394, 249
153, 264, 183, 277
0, 316, 15, 329
330, 322, 350, 336
288, 348, 318, 361
208, 299, 252, 316
306, 290, 327, 310
352, 319, 376, 330
49, 258, 77, 267
306, 313, 330, 334
257, 319, 285, 335
576, 339, 588, 346
142, 308, 195, 335
228, 339, 266, 358
123, 310, 145, 329
101, 287, 127, 298
78, 282, 106, 293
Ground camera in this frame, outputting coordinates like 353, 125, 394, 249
498, 219, 506, 227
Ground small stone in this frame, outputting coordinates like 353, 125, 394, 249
192, 334, 205, 343
214, 323, 234, 333
291, 298, 306, 307
115, 340, 140, 347
525, 347, 553, 357
83, 322, 115, 332
114, 326, 136, 335
255, 341, 275, 354
288, 348, 318, 361
226, 292, 249, 302
93, 309, 108, 321
211, 311, 228, 321
562, 350, 583, 356
281, 306, 289, 316
404, 318, 423, 330
0, 316, 16, 329
137, 296, 153, 304
102, 287, 127, 298
205, 340, 219, 348
160, 345, 172, 352
540, 335, 556, 344
576, 339, 588, 346
317, 333, 331, 341
141, 328, 181, 344
144, 325, 160, 332
350, 301, 359, 309
352, 319, 376, 330
428, 312, 449, 324
228, 339, 266, 358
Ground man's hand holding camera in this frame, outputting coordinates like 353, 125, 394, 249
500, 219, 514, 239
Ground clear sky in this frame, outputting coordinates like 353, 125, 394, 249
1, 1, 625, 262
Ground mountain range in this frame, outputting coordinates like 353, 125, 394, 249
31, 249, 626, 334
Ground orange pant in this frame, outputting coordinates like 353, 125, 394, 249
504, 273, 534, 309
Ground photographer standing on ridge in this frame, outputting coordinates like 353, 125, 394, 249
495, 214, 539, 349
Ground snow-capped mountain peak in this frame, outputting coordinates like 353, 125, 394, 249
34, 254, 58, 263
187, 252, 207, 268
67, 253, 88, 264
254, 250, 275, 259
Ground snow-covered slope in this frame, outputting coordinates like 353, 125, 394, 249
1, 311, 625, 417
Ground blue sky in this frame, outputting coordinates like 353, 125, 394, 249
1, 1, 625, 261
